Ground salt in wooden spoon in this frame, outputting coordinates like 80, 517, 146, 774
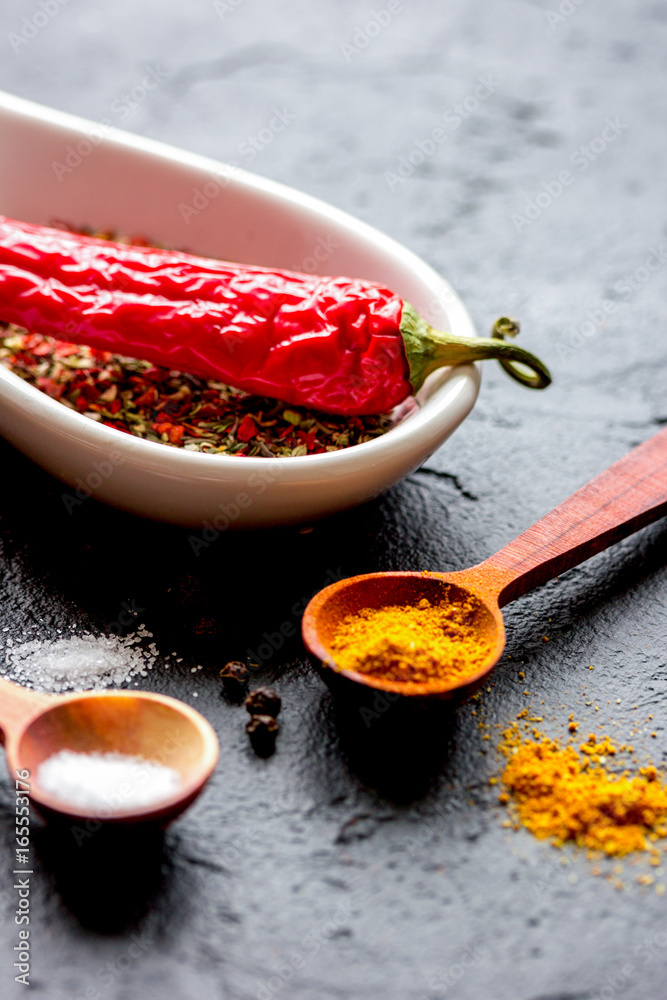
0, 679, 219, 824
302, 427, 667, 701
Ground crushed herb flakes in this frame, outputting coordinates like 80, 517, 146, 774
0, 325, 394, 458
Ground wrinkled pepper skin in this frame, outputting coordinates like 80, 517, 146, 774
0, 217, 411, 415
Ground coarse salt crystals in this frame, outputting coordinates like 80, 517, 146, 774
36, 750, 182, 812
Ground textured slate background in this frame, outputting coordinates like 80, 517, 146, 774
1, 1, 666, 998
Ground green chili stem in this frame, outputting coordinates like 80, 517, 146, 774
401, 303, 551, 392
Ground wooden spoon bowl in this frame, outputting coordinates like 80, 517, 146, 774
303, 428, 667, 701
0, 681, 219, 825
303, 571, 505, 703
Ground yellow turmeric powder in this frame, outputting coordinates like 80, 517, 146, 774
499, 723, 667, 857
329, 596, 492, 684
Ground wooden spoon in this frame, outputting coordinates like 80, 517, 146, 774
0, 680, 219, 824
302, 427, 667, 701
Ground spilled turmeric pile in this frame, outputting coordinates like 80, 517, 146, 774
329, 595, 493, 685
498, 722, 667, 858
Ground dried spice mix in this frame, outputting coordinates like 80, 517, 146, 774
0, 326, 394, 458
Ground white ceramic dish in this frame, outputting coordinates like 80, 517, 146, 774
0, 91, 480, 528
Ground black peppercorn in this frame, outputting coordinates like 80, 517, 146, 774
244, 686, 281, 718
219, 661, 249, 700
246, 714, 279, 756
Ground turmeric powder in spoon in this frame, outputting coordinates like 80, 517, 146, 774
329, 596, 493, 685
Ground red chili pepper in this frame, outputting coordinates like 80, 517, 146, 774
134, 385, 159, 408
237, 414, 258, 442
0, 217, 550, 415
297, 428, 318, 451
166, 425, 185, 445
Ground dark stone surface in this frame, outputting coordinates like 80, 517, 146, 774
1, 1, 666, 998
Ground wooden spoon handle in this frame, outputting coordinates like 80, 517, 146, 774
0, 678, 53, 746
480, 427, 667, 607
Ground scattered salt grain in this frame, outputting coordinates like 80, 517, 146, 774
36, 750, 182, 811
3, 632, 162, 693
